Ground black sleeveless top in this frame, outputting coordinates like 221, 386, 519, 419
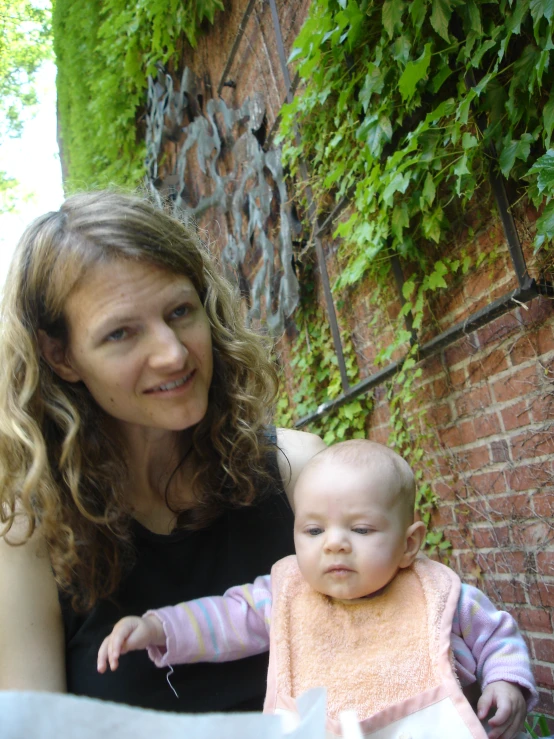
60, 432, 294, 712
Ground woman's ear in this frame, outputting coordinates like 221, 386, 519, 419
37, 329, 81, 383
399, 521, 426, 569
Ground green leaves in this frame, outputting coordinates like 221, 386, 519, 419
527, 149, 554, 194
430, 0, 454, 41
399, 43, 432, 101
54, 0, 224, 188
498, 133, 535, 177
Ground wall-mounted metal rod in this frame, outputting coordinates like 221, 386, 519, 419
489, 166, 532, 289
217, 0, 257, 96
268, 0, 293, 101
268, 0, 350, 391
294, 279, 546, 428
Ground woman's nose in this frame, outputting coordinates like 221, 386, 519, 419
147, 325, 188, 370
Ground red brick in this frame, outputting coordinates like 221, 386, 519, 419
430, 505, 455, 527
484, 577, 527, 605
457, 445, 491, 470
443, 526, 470, 550
492, 365, 539, 403
478, 312, 520, 347
491, 550, 528, 574
468, 350, 509, 384
427, 403, 452, 426
533, 489, 554, 516
449, 367, 467, 388
500, 400, 531, 431
511, 607, 553, 634
506, 464, 553, 493
490, 439, 510, 463
533, 637, 554, 662
432, 377, 449, 400
432, 480, 459, 502
455, 386, 492, 417
423, 355, 444, 377
472, 525, 510, 548
464, 270, 494, 300
488, 493, 531, 519
537, 323, 554, 354
467, 470, 506, 496
456, 500, 488, 525
473, 413, 502, 439
529, 581, 554, 607
534, 664, 554, 687
537, 551, 554, 577
369, 427, 390, 445
509, 336, 538, 366
535, 688, 554, 717
529, 394, 554, 423
512, 428, 554, 461
438, 425, 464, 447
519, 295, 554, 326
513, 520, 552, 549
444, 335, 480, 367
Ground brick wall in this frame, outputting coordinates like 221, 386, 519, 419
153, 0, 554, 720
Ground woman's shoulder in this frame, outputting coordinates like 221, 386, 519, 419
274, 428, 326, 503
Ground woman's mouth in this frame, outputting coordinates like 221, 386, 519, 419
146, 371, 194, 393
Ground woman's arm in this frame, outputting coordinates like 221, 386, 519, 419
0, 522, 66, 692
275, 428, 326, 505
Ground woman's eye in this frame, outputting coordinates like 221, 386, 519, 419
106, 328, 128, 342
170, 304, 190, 319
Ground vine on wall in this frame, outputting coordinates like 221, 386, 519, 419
52, 0, 224, 190
275, 0, 554, 541
275, 264, 373, 445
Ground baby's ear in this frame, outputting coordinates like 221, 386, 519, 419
399, 521, 426, 569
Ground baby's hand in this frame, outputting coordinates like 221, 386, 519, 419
477, 680, 527, 739
97, 614, 165, 673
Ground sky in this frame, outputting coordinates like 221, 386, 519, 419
0, 59, 64, 288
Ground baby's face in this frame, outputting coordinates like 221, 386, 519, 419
293, 459, 414, 600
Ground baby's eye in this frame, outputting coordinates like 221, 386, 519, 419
106, 327, 128, 342
306, 527, 323, 536
352, 527, 372, 535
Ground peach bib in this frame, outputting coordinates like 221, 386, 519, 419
264, 555, 487, 738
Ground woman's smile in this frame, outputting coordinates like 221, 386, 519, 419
60, 259, 214, 437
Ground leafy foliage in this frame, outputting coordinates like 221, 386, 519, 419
274, 266, 372, 445
279, 0, 554, 272
52, 0, 224, 189
0, 0, 51, 139
276, 0, 554, 544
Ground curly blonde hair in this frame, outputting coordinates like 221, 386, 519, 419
0, 191, 279, 611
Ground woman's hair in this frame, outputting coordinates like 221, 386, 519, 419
0, 190, 279, 611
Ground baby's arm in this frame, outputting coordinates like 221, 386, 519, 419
98, 614, 165, 673
97, 574, 273, 672
453, 583, 538, 739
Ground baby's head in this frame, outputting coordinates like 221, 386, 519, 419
292, 440, 426, 600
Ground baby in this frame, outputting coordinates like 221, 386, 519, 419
98, 441, 537, 739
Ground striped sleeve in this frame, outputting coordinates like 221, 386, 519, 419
145, 574, 273, 667
451, 583, 538, 711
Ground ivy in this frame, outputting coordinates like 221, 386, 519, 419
275, 0, 554, 549
52, 0, 224, 189
275, 264, 373, 445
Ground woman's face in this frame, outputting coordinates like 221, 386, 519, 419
53, 258, 213, 436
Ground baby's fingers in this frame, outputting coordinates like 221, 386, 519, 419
97, 635, 111, 673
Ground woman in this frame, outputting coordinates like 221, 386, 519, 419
0, 191, 324, 711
